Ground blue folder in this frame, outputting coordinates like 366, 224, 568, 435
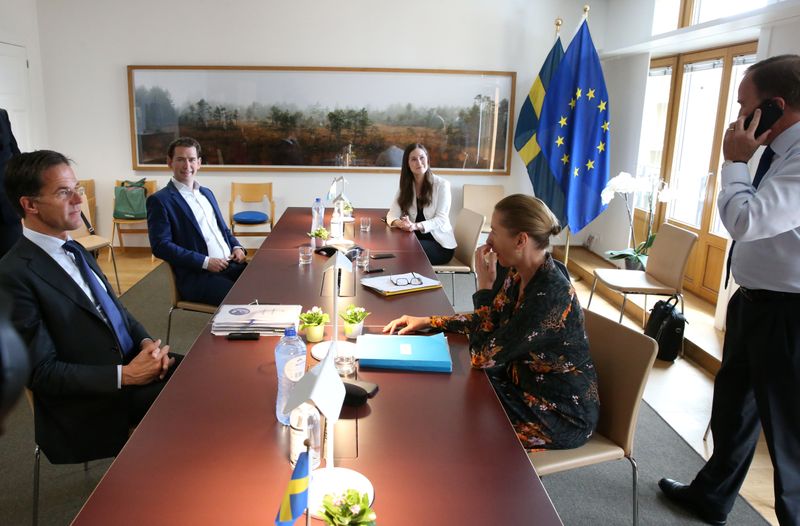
355, 333, 452, 373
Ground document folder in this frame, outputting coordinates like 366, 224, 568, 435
360, 272, 442, 296
356, 333, 452, 373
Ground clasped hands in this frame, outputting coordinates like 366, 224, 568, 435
121, 339, 174, 386
208, 247, 246, 273
394, 216, 419, 232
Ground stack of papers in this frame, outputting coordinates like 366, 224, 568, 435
211, 304, 302, 335
360, 272, 442, 296
356, 333, 452, 373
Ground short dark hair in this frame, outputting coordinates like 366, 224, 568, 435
746, 54, 800, 109
167, 137, 202, 159
4, 150, 72, 218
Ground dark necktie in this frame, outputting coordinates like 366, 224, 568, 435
724, 146, 775, 288
62, 240, 134, 356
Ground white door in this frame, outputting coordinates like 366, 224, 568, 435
0, 41, 31, 150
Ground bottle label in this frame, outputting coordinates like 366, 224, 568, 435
283, 356, 306, 381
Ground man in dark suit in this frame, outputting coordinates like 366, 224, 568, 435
0, 150, 179, 463
147, 137, 246, 305
0, 108, 22, 257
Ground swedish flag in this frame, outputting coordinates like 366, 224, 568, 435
514, 38, 566, 225
537, 21, 609, 232
275, 451, 309, 526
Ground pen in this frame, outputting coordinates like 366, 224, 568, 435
364, 268, 385, 274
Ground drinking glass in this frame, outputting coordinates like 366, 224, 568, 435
360, 217, 371, 232
356, 248, 370, 270
298, 245, 313, 265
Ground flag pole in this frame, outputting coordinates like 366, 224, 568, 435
554, 17, 562, 39
305, 439, 312, 526
564, 227, 571, 269
583, 4, 590, 20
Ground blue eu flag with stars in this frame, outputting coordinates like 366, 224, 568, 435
537, 20, 609, 232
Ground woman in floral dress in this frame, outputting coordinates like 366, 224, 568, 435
383, 194, 599, 450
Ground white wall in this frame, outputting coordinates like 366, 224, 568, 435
32, 0, 608, 244
0, 0, 48, 148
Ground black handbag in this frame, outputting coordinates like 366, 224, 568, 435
644, 295, 687, 362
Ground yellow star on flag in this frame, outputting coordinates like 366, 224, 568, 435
561, 154, 569, 165
597, 100, 607, 111
602, 120, 610, 132
569, 98, 576, 109
596, 141, 605, 152
586, 159, 595, 170
574, 167, 579, 177
576, 88, 582, 99
558, 116, 567, 127
586, 88, 596, 100
556, 136, 564, 147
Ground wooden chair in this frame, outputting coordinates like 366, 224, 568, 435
164, 263, 217, 345
229, 182, 274, 240
70, 192, 120, 295
109, 179, 158, 260
462, 184, 503, 234
528, 309, 658, 525
432, 208, 485, 305
587, 222, 698, 327
76, 179, 96, 225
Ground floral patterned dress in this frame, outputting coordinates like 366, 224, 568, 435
430, 254, 599, 450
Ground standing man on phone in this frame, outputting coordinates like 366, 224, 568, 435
147, 137, 246, 305
0, 108, 22, 257
659, 55, 800, 525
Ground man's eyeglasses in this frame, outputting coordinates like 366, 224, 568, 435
390, 272, 423, 287
35, 186, 84, 201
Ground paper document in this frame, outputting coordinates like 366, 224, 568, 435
360, 272, 442, 296
211, 304, 301, 335
356, 333, 452, 373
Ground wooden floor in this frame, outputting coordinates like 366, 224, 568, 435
97, 247, 778, 525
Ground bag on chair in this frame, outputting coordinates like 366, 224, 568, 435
113, 179, 148, 220
644, 295, 686, 362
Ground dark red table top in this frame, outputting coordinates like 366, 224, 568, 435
73, 207, 561, 526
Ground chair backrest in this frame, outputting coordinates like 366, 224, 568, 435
584, 309, 657, 455
463, 184, 503, 232
230, 182, 275, 224
645, 222, 698, 293
69, 194, 94, 238
164, 263, 180, 308
451, 208, 485, 271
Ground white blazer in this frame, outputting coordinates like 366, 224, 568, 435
387, 174, 457, 249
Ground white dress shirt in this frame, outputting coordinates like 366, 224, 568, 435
718, 121, 800, 292
172, 177, 231, 269
386, 174, 457, 249
23, 227, 126, 387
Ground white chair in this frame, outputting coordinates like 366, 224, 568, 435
462, 184, 503, 234
164, 263, 217, 345
587, 222, 698, 326
432, 208, 485, 305
529, 310, 658, 525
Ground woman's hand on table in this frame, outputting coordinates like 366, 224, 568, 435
382, 315, 431, 335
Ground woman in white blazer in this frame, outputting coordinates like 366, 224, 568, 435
387, 143, 456, 265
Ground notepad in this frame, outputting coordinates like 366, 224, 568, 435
360, 272, 442, 296
211, 304, 301, 335
356, 333, 452, 373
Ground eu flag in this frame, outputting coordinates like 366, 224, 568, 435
275, 451, 309, 526
537, 21, 609, 232
514, 38, 567, 226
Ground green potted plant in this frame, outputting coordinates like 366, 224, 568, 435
320, 489, 376, 526
308, 226, 330, 248
340, 305, 369, 339
298, 306, 329, 343
601, 171, 675, 271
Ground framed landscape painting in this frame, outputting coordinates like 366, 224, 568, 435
127, 65, 515, 174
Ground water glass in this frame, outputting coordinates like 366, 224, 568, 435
298, 245, 313, 265
356, 248, 370, 270
360, 217, 371, 232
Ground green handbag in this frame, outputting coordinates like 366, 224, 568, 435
113, 178, 148, 220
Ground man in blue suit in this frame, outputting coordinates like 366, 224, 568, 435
147, 137, 246, 305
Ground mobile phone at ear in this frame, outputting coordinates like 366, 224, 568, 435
744, 99, 783, 137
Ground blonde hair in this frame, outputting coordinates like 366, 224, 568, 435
494, 194, 562, 249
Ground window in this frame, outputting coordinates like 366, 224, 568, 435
652, 0, 682, 35
634, 64, 673, 210
694, 0, 770, 24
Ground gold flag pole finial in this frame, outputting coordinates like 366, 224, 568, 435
555, 18, 563, 38
583, 4, 590, 20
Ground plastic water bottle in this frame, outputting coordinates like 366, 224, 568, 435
275, 327, 307, 425
311, 197, 325, 248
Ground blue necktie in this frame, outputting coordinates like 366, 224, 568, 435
63, 240, 135, 357
724, 146, 775, 288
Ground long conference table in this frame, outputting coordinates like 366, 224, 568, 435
73, 207, 562, 525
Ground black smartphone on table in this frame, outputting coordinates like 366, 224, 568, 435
743, 99, 783, 137
370, 253, 395, 260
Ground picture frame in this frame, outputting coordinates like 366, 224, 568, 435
127, 65, 515, 174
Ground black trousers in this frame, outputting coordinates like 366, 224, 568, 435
691, 289, 800, 525
418, 239, 454, 266
184, 261, 247, 306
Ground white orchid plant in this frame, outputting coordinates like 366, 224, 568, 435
601, 171, 676, 268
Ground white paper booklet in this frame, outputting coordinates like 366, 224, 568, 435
211, 304, 302, 335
